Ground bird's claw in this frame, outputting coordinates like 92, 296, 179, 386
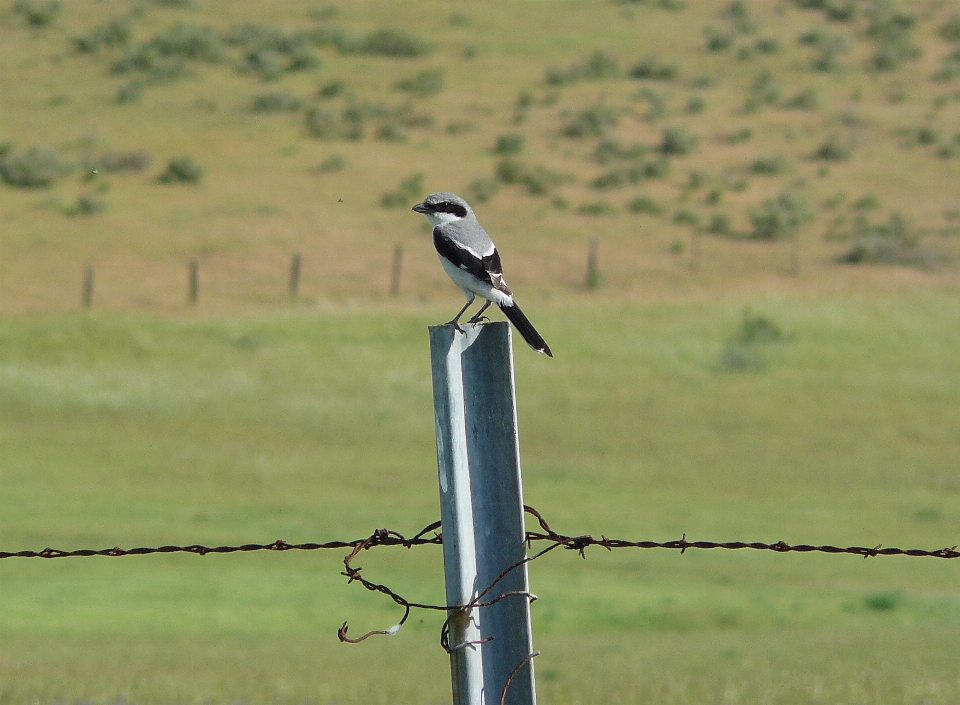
446, 320, 466, 335
467, 315, 489, 324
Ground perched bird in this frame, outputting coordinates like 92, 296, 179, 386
412, 191, 553, 357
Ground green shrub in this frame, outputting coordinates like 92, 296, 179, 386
750, 190, 813, 239
376, 123, 407, 142
933, 47, 960, 82
747, 71, 780, 107
673, 207, 700, 226
728, 127, 753, 143
686, 95, 706, 114
593, 140, 647, 164
348, 28, 432, 57
628, 54, 679, 80
492, 134, 524, 155
315, 155, 346, 173
495, 160, 568, 196
704, 26, 733, 52
853, 193, 881, 210
627, 195, 664, 215
13, 0, 60, 27
642, 157, 671, 178
546, 50, 620, 85
158, 156, 203, 184
116, 81, 144, 104
73, 17, 132, 52
380, 173, 424, 208
590, 166, 643, 189
661, 126, 698, 155
707, 212, 732, 235
90, 151, 150, 173
318, 80, 345, 98
754, 37, 781, 54
814, 135, 851, 160
912, 125, 939, 146
561, 105, 618, 139
940, 14, 960, 42
577, 200, 616, 216
784, 88, 819, 110
0, 146, 67, 188
66, 194, 106, 217
251, 92, 303, 113
633, 86, 666, 121
394, 68, 444, 97
706, 188, 723, 204
467, 177, 500, 204
750, 154, 787, 175
863, 590, 902, 611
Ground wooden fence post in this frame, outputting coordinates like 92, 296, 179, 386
390, 244, 403, 297
290, 251, 302, 298
82, 266, 94, 309
586, 238, 600, 289
429, 321, 537, 705
188, 259, 199, 305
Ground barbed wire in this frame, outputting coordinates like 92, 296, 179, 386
4, 506, 955, 705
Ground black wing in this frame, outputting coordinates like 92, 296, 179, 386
433, 227, 503, 284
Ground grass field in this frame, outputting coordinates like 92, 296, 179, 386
2, 292, 960, 702
2, 0, 960, 702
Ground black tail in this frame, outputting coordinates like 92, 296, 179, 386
499, 302, 553, 357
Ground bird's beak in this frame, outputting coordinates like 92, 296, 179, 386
412, 202, 430, 214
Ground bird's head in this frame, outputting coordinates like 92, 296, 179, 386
411, 192, 473, 227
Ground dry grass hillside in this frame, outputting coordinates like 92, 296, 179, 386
1, 0, 959, 312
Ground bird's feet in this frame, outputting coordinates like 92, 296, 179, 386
445, 319, 466, 335
466, 314, 489, 324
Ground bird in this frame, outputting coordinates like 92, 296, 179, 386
412, 191, 553, 357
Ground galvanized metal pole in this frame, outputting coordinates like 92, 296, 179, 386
429, 321, 536, 705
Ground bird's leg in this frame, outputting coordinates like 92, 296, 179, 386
446, 296, 475, 334
467, 300, 492, 324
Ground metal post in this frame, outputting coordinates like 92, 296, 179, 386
188, 259, 199, 305
82, 266, 94, 309
585, 238, 600, 289
290, 251, 302, 298
429, 321, 536, 705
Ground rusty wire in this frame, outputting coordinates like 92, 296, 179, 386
2, 504, 958, 648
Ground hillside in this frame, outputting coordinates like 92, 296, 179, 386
1, 0, 959, 311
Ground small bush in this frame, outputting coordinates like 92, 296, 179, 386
872, 35, 921, 71
750, 190, 813, 239
495, 159, 569, 196
348, 28, 432, 57
376, 123, 407, 142
92, 150, 150, 173
940, 14, 960, 42
380, 173, 424, 208
251, 92, 303, 113
13, 0, 61, 27
628, 55, 679, 81
863, 590, 902, 612
593, 140, 647, 164
642, 157, 671, 178
729, 127, 753, 143
158, 156, 203, 184
0, 146, 67, 188
686, 95, 706, 114
853, 193, 881, 210
704, 27, 733, 52
673, 207, 700, 226
546, 50, 620, 85
784, 88, 819, 110
66, 194, 106, 217
492, 134, 524, 155
561, 105, 618, 139
814, 135, 851, 160
590, 166, 643, 190
719, 308, 787, 372
467, 177, 500, 204
755, 37, 781, 54
395, 68, 444, 97
627, 195, 664, 215
318, 80, 345, 99
661, 126, 698, 156
633, 86, 666, 121
747, 71, 780, 107
315, 155, 346, 173
750, 154, 787, 175
577, 201, 616, 216
707, 213, 732, 235
73, 17, 132, 52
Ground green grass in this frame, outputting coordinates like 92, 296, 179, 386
2, 292, 960, 702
